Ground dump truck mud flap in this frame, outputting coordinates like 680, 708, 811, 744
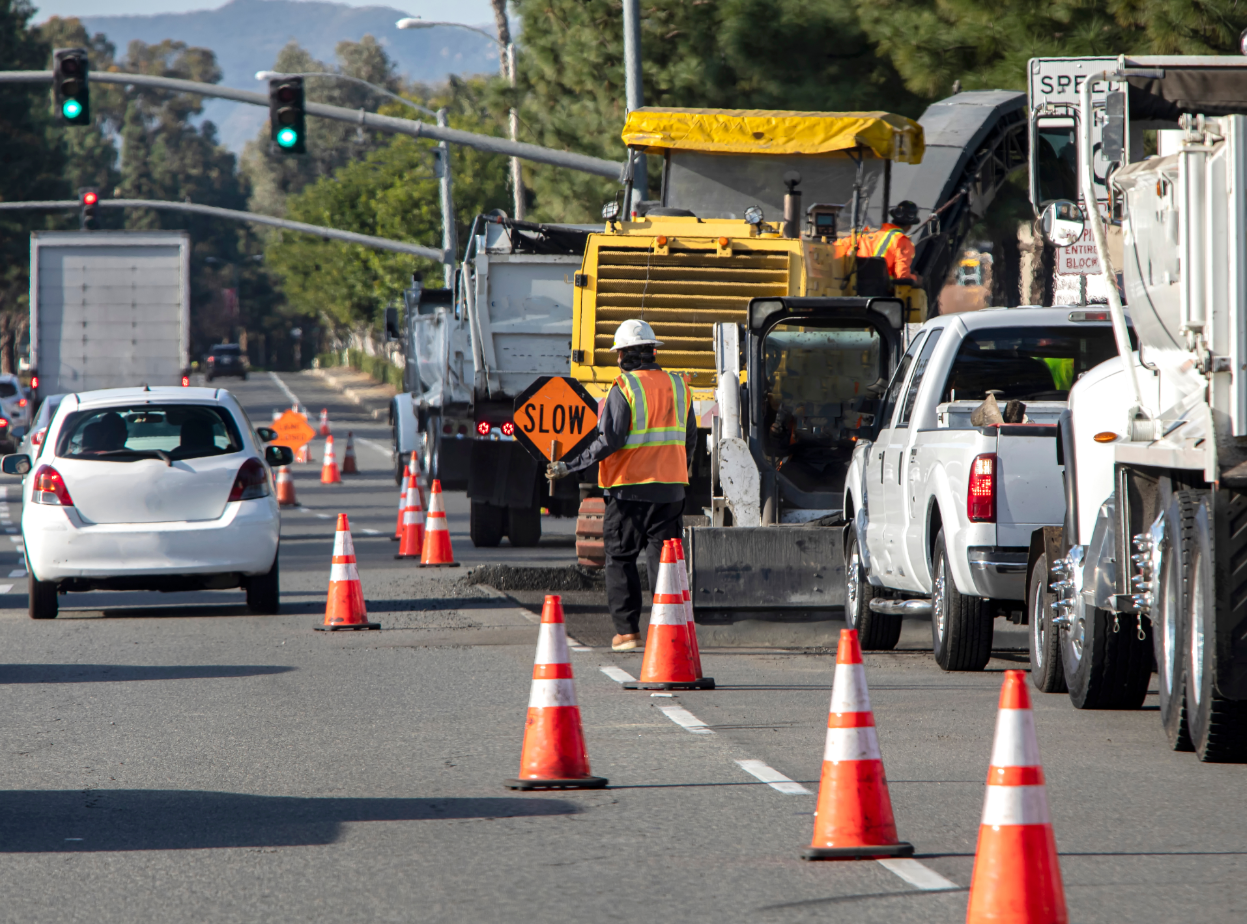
684, 526, 844, 647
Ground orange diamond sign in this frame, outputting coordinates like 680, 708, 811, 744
268, 409, 317, 450
513, 376, 600, 463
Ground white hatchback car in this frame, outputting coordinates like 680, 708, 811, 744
5, 387, 291, 619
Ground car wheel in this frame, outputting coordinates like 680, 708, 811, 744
507, 505, 542, 548
469, 501, 504, 547
930, 530, 993, 671
1061, 597, 1151, 710
1028, 553, 1066, 692
28, 573, 57, 620
246, 552, 280, 615
1154, 494, 1194, 749
844, 530, 898, 650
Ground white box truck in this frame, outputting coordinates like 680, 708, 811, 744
29, 231, 190, 399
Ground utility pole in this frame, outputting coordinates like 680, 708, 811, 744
436, 108, 456, 288
622, 0, 646, 213
489, 0, 524, 220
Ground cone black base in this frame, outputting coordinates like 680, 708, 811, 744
801, 842, 913, 861
623, 677, 715, 690
390, 536, 401, 542
504, 776, 608, 791
314, 622, 382, 631
418, 562, 461, 568
394, 554, 421, 560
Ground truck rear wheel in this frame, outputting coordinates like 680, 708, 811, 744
1027, 554, 1066, 693
506, 505, 542, 548
470, 501, 504, 547
931, 531, 993, 671
844, 531, 898, 650
1061, 600, 1151, 710
1155, 494, 1194, 750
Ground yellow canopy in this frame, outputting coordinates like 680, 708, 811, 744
621, 108, 924, 164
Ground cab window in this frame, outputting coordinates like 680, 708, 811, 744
898, 330, 943, 426
876, 332, 926, 432
941, 326, 1127, 402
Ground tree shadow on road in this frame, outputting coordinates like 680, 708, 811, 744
0, 789, 578, 851
0, 664, 295, 684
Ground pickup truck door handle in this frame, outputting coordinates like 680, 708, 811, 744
908, 447, 918, 462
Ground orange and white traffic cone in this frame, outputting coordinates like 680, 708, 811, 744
419, 479, 460, 567
342, 431, 358, 474
395, 475, 425, 559
314, 514, 379, 631
275, 465, 298, 507
505, 594, 607, 790
803, 628, 912, 859
966, 670, 1068, 923
321, 435, 341, 484
671, 538, 703, 679
319, 407, 330, 437
295, 442, 310, 464
624, 540, 713, 690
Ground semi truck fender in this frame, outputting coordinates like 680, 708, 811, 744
392, 393, 419, 456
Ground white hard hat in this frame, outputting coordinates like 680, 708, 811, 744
610, 319, 663, 350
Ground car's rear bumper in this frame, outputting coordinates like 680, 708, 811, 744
23, 497, 279, 582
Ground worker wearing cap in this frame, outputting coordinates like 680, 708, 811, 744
547, 319, 697, 651
858, 200, 921, 284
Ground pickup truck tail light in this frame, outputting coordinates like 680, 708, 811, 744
228, 458, 271, 501
32, 465, 73, 506
967, 453, 997, 522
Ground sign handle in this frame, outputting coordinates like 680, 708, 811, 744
549, 439, 562, 495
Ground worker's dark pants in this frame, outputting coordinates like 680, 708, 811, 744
603, 497, 685, 636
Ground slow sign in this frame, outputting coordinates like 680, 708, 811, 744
512, 376, 600, 463
268, 409, 317, 451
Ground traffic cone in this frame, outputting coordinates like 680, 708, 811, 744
314, 514, 379, 631
505, 594, 607, 790
394, 457, 420, 541
321, 435, 341, 484
803, 628, 913, 859
419, 479, 460, 567
623, 540, 714, 690
342, 431, 358, 474
395, 475, 425, 559
271, 409, 280, 422
295, 442, 310, 464
275, 465, 298, 507
966, 670, 1068, 924
319, 408, 330, 437
671, 538, 703, 679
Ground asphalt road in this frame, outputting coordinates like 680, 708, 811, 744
0, 373, 1242, 923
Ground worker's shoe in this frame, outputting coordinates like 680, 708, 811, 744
611, 633, 641, 652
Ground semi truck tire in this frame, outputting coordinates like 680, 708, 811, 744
1186, 494, 1247, 762
931, 531, 993, 671
423, 415, 441, 481
469, 501, 504, 548
1027, 553, 1066, 693
1062, 601, 1151, 710
506, 506, 542, 548
844, 531, 899, 650
1155, 493, 1194, 750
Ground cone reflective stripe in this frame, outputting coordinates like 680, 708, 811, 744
624, 540, 714, 690
315, 514, 379, 631
271, 409, 280, 422
295, 442, 310, 464
321, 435, 341, 484
671, 539, 703, 679
419, 479, 460, 567
395, 476, 426, 559
319, 408, 330, 437
967, 671, 1067, 924
803, 629, 912, 859
275, 465, 297, 507
394, 457, 418, 540
506, 595, 606, 790
342, 431, 358, 474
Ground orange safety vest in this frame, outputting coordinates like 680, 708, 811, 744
857, 224, 914, 278
598, 368, 691, 489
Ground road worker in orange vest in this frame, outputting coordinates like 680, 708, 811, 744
857, 199, 921, 285
547, 319, 698, 651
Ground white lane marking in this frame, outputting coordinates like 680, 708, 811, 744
268, 371, 301, 409
9, 536, 22, 543
361, 528, 381, 535
734, 759, 813, 795
571, 646, 592, 652
658, 705, 714, 735
316, 514, 331, 520
876, 858, 959, 891
355, 436, 393, 459
4, 528, 15, 534
599, 666, 635, 684
8, 570, 25, 578
650, 692, 673, 698
0, 584, 13, 593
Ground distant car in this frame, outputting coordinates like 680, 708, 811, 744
19, 394, 66, 461
9, 387, 291, 620
205, 344, 248, 381
0, 373, 31, 434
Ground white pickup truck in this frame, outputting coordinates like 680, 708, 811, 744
843, 307, 1124, 670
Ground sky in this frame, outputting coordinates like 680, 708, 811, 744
33, 0, 497, 21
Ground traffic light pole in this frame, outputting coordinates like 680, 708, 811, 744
0, 70, 624, 180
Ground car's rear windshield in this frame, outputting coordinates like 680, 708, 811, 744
941, 325, 1128, 402
211, 345, 242, 355
0, 382, 18, 398
56, 404, 243, 462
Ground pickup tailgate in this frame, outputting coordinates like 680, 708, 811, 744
994, 424, 1064, 545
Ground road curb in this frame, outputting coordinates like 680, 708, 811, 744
306, 367, 396, 419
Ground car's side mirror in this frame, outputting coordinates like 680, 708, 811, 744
256, 427, 278, 443
265, 445, 293, 467
2, 454, 31, 475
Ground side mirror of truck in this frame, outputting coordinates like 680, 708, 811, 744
1039, 200, 1085, 247
265, 445, 294, 468
384, 306, 400, 342
256, 427, 278, 443
2, 454, 31, 476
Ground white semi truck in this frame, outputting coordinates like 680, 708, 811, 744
29, 231, 190, 399
1024, 54, 1247, 762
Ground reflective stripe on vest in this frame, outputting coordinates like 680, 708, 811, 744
598, 369, 691, 489
871, 229, 902, 258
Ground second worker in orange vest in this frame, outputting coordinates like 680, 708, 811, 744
547, 319, 697, 651
857, 199, 921, 284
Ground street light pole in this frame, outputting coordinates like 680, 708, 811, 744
622, 0, 646, 210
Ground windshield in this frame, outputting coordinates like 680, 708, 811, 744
941, 326, 1126, 403
56, 404, 243, 462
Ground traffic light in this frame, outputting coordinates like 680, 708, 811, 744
53, 48, 90, 125
268, 76, 306, 154
78, 187, 99, 231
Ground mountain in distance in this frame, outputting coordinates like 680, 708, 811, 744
76, 0, 502, 152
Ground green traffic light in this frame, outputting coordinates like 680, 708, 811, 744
62, 99, 83, 119
276, 127, 299, 148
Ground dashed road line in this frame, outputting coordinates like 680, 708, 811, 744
355, 436, 393, 459
734, 759, 812, 795
8, 570, 25, 578
571, 646, 592, 652
599, 666, 635, 684
360, 528, 381, 535
876, 858, 959, 891
268, 371, 301, 409
0, 584, 13, 593
658, 704, 714, 735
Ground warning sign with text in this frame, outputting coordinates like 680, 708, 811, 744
1057, 230, 1101, 276
513, 376, 600, 463
268, 409, 317, 450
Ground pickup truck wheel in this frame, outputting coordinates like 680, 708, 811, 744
931, 531, 993, 671
469, 501, 504, 547
1028, 553, 1066, 692
844, 532, 898, 649
1061, 600, 1152, 710
246, 553, 280, 615
28, 573, 57, 620
506, 505, 542, 548
1154, 493, 1194, 749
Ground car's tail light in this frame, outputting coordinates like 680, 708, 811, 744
457, 425, 468, 436
476, 420, 491, 436
967, 453, 997, 522
0, 419, 8, 429
31, 427, 46, 447
228, 458, 270, 501
30, 375, 38, 390
501, 420, 515, 436
18, 398, 26, 408
32, 465, 73, 506
442, 423, 452, 435
208, 356, 216, 364
181, 375, 190, 387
